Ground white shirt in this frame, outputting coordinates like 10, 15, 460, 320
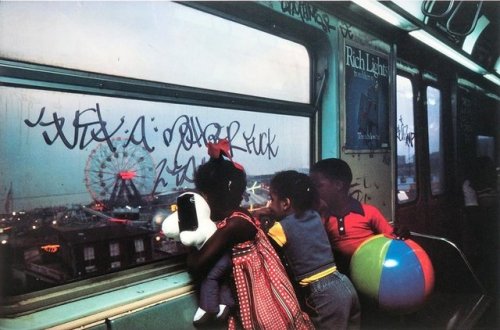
462, 179, 479, 207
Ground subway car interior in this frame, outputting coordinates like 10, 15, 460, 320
0, 1, 498, 329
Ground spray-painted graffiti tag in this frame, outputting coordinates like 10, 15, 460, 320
396, 115, 415, 148
350, 176, 380, 204
24, 104, 125, 152
281, 1, 335, 33
24, 103, 280, 191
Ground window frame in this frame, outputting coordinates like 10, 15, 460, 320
0, 2, 320, 317
0, 59, 315, 117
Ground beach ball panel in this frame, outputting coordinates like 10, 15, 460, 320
350, 235, 434, 313
350, 235, 391, 300
379, 240, 426, 310
405, 239, 435, 295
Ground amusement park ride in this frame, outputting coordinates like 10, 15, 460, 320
84, 137, 156, 211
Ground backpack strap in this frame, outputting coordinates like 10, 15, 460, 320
217, 210, 258, 230
229, 211, 257, 227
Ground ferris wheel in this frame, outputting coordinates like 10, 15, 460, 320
84, 138, 156, 208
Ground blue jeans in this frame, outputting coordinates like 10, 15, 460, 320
199, 252, 234, 313
304, 271, 361, 330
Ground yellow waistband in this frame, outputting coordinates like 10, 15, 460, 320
299, 266, 337, 287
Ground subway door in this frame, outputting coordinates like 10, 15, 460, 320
395, 67, 457, 237
422, 76, 458, 239
394, 69, 428, 232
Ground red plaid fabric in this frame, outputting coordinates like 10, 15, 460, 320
218, 212, 314, 330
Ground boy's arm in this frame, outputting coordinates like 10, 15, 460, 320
369, 205, 410, 240
368, 205, 394, 234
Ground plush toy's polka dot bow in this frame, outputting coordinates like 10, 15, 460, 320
207, 138, 244, 171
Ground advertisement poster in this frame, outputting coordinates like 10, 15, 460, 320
344, 42, 390, 151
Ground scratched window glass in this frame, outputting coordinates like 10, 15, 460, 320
0, 87, 310, 295
0, 1, 309, 103
427, 86, 444, 196
396, 75, 417, 203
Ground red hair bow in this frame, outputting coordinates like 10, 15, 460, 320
207, 138, 244, 171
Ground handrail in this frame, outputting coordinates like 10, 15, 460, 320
446, 1, 483, 37
409, 231, 487, 294
422, 0, 456, 18
421, 0, 483, 36
409, 231, 492, 329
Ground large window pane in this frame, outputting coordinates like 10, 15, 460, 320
427, 86, 444, 195
396, 75, 417, 203
0, 86, 311, 295
0, 1, 309, 103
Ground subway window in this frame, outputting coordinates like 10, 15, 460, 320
0, 1, 309, 103
426, 86, 445, 196
0, 1, 311, 299
396, 75, 417, 203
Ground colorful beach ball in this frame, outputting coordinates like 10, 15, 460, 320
350, 234, 434, 313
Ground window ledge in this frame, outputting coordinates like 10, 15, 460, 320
0, 270, 194, 330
